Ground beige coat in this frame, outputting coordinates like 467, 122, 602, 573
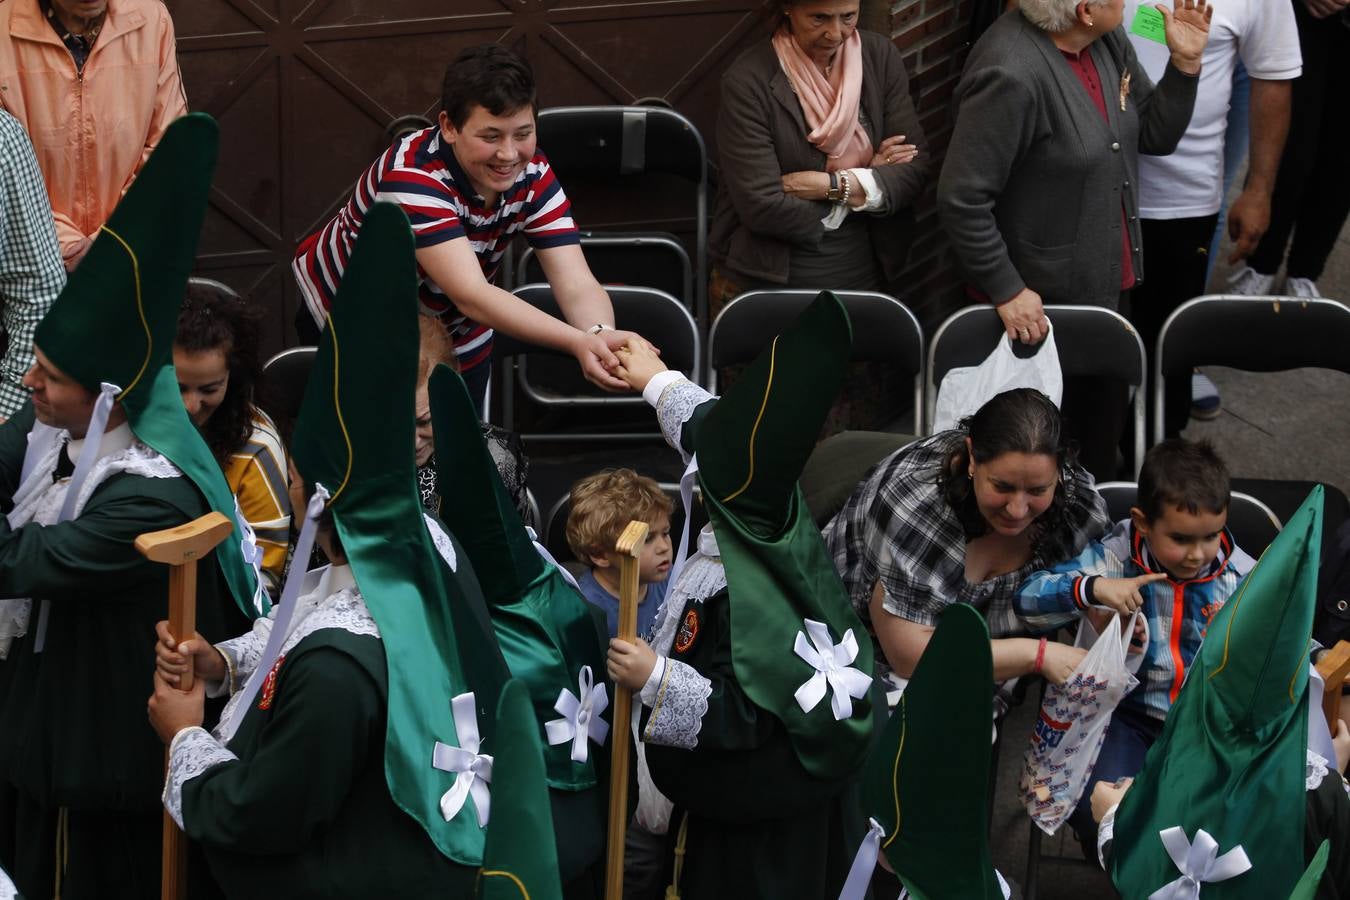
0, 0, 187, 266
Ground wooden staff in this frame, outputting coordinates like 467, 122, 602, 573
137, 511, 234, 900
1316, 640, 1350, 733
605, 519, 649, 900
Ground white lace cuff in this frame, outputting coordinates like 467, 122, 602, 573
164, 726, 238, 830
639, 657, 668, 707
651, 378, 713, 456
641, 658, 711, 750
1097, 802, 1119, 871
1308, 748, 1332, 791
642, 370, 686, 408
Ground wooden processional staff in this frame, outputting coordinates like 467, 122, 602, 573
605, 519, 649, 900
136, 511, 234, 900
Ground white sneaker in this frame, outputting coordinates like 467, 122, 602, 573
1227, 264, 1275, 295
1285, 277, 1322, 299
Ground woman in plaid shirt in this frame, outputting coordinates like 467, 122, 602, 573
822, 388, 1109, 690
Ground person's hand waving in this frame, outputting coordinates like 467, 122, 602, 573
1159, 0, 1213, 75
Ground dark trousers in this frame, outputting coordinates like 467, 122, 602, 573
1067, 703, 1164, 860
1247, 3, 1350, 281
1131, 214, 1220, 441
12, 792, 162, 900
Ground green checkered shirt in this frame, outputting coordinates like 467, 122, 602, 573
0, 111, 64, 417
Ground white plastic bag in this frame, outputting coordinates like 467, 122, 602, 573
932, 324, 1063, 433
1019, 611, 1144, 835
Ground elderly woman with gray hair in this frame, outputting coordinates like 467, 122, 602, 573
937, 0, 1211, 482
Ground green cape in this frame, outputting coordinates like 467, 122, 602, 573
290, 201, 494, 865
477, 679, 564, 900
692, 290, 875, 778
1111, 487, 1324, 898
33, 113, 259, 617
861, 603, 1002, 899
429, 366, 609, 792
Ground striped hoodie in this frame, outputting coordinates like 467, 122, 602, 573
1015, 519, 1254, 721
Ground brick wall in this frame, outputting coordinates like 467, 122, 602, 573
875, 0, 980, 330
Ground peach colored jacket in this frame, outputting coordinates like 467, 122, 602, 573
0, 0, 187, 266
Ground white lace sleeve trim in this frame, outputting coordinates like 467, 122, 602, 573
0, 862, 16, 900
216, 611, 278, 693
213, 587, 379, 739
655, 379, 713, 456
1308, 748, 1333, 791
164, 726, 238, 830
649, 553, 726, 657
641, 658, 711, 750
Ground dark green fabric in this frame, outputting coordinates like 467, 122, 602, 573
288, 202, 493, 865
429, 367, 609, 885
686, 291, 875, 779
862, 603, 1001, 900
1112, 487, 1323, 899
644, 587, 870, 896
478, 680, 563, 900
186, 629, 475, 899
0, 469, 241, 812
32, 114, 257, 618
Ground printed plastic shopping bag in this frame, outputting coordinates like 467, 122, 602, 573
932, 324, 1063, 433
1019, 611, 1144, 834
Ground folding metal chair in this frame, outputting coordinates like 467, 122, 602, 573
708, 289, 924, 435
532, 105, 708, 325
926, 305, 1147, 477
1096, 481, 1282, 557
495, 284, 700, 443
258, 346, 317, 432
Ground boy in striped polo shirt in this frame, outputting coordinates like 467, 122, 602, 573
293, 43, 648, 409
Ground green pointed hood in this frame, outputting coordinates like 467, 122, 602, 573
291, 202, 493, 865
1112, 487, 1323, 899
693, 290, 875, 778
477, 679, 564, 900
429, 367, 609, 795
862, 603, 1002, 899
33, 113, 258, 617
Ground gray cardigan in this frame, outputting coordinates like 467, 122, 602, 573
710, 30, 932, 287
937, 12, 1199, 308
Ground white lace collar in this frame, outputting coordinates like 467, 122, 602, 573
65, 421, 133, 464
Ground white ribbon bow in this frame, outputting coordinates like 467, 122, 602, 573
433, 692, 493, 828
544, 665, 610, 763
793, 618, 872, 721
526, 525, 580, 591
1148, 827, 1251, 900
837, 818, 886, 900
233, 496, 269, 616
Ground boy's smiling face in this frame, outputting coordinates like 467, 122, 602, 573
1131, 504, 1228, 581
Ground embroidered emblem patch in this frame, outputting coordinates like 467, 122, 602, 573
258, 654, 286, 710
674, 609, 699, 654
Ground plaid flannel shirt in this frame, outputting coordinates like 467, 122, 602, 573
0, 112, 64, 417
822, 432, 1110, 663
1015, 519, 1254, 721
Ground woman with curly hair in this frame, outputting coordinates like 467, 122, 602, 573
174, 282, 291, 595
822, 388, 1111, 691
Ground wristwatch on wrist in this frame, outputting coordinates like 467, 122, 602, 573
825, 170, 843, 202
588, 323, 612, 335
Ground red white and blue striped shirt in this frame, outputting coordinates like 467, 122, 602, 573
292, 125, 580, 371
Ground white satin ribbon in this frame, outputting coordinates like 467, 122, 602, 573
667, 453, 698, 590
35, 382, 119, 652
793, 618, 872, 720
433, 692, 493, 827
11, 422, 61, 515
219, 484, 329, 743
234, 496, 269, 616
837, 817, 886, 900
1148, 827, 1251, 900
544, 665, 610, 763
525, 525, 580, 591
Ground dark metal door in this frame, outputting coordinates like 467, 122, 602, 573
168, 0, 767, 355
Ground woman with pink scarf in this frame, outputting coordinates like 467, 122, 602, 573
708, 1, 931, 310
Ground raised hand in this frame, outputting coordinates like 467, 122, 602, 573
1158, 0, 1213, 75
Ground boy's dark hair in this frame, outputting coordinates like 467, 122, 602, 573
175, 282, 264, 469
441, 44, 537, 129
1136, 438, 1230, 521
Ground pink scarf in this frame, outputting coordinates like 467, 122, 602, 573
771, 27, 872, 172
